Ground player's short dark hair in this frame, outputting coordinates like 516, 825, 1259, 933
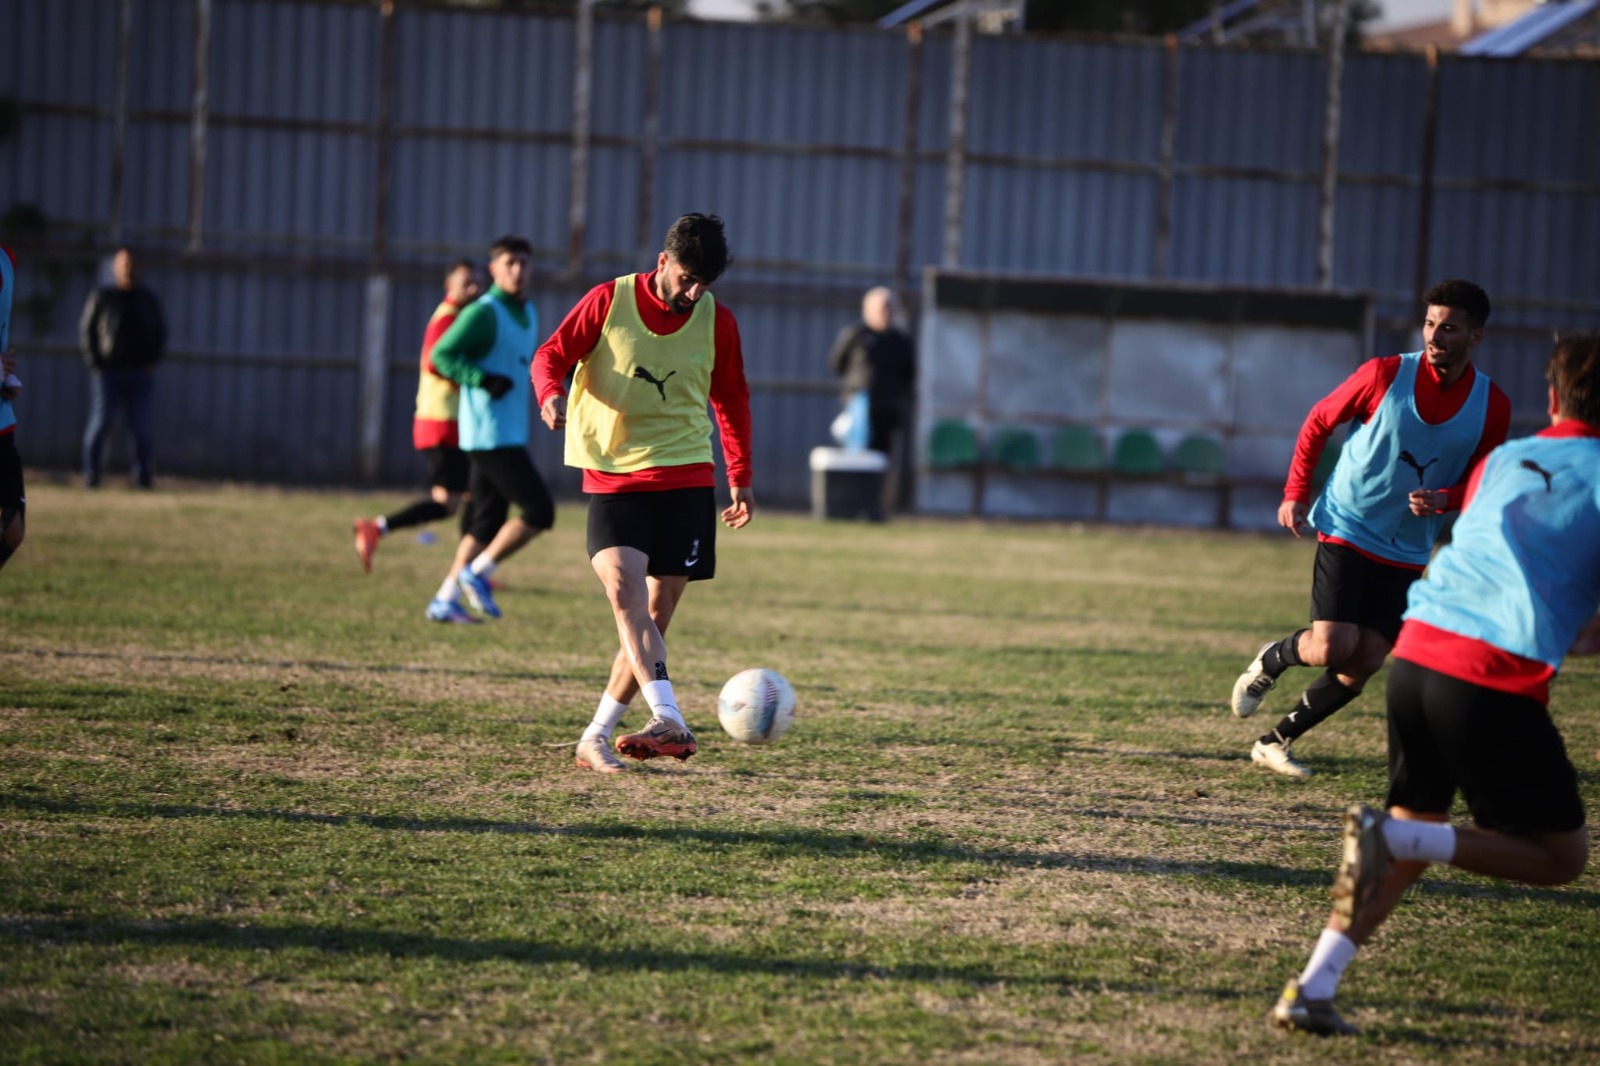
1423, 279, 1491, 329
446, 258, 478, 282
1547, 331, 1600, 427
662, 214, 731, 284
489, 235, 532, 260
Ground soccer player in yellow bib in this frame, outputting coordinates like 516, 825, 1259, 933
534, 214, 754, 771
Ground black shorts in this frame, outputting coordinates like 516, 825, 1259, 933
586, 486, 716, 581
423, 445, 470, 494
0, 433, 24, 516
463, 447, 555, 543
1310, 541, 1420, 643
1384, 658, 1584, 833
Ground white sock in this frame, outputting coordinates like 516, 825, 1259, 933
641, 679, 685, 727
1297, 928, 1357, 1001
1383, 818, 1456, 864
469, 555, 498, 577
435, 575, 461, 604
581, 694, 630, 742
376, 516, 389, 534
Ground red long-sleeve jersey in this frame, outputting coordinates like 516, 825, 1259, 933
534, 271, 752, 494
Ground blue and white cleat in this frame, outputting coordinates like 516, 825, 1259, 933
426, 598, 481, 625
457, 569, 501, 619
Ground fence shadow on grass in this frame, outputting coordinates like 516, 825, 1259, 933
0, 915, 1154, 994
10, 647, 569, 685
10, 791, 1600, 909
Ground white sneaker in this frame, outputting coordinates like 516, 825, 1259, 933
575, 734, 625, 774
1231, 641, 1278, 718
1252, 738, 1311, 778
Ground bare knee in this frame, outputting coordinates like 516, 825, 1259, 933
1303, 625, 1357, 666
432, 487, 463, 515
2, 511, 22, 550
596, 568, 645, 618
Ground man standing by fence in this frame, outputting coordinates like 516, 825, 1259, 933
79, 247, 167, 489
827, 286, 917, 511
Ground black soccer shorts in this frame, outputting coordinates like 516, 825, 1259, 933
1385, 657, 1584, 834
0, 433, 24, 517
1310, 541, 1421, 644
586, 486, 717, 581
423, 445, 470, 495
462, 446, 555, 544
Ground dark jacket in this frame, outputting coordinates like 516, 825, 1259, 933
827, 324, 916, 411
79, 286, 167, 371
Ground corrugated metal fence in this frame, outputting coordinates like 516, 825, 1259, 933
3, 0, 1597, 505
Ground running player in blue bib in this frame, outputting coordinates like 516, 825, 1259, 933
1230, 280, 1511, 777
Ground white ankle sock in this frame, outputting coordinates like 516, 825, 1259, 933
641, 679, 684, 727
376, 516, 389, 534
1297, 928, 1357, 1000
582, 694, 630, 742
435, 575, 461, 604
1382, 818, 1456, 863
469, 555, 498, 577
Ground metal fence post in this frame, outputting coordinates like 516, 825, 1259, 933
109, 0, 133, 243
1412, 45, 1440, 312
1315, 0, 1348, 291
636, 6, 664, 260
941, 4, 972, 269
187, 0, 211, 252
359, 275, 391, 483
1154, 33, 1179, 279
371, 0, 396, 265
359, 0, 398, 484
893, 21, 923, 292
568, 0, 594, 275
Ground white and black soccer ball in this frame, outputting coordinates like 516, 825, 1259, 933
717, 668, 796, 745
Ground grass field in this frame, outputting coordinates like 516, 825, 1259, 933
3, 477, 1599, 1064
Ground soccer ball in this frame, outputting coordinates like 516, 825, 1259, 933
717, 668, 796, 745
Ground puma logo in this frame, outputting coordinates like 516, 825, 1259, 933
634, 366, 676, 400
1520, 459, 1556, 491
1398, 450, 1438, 486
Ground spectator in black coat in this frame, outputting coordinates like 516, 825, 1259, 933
827, 286, 917, 508
79, 247, 166, 488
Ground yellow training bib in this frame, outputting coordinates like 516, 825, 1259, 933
565, 276, 717, 473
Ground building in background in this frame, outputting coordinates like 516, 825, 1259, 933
1367, 0, 1600, 54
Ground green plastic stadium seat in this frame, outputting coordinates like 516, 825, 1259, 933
1112, 428, 1165, 476
989, 427, 1040, 472
928, 419, 980, 468
1050, 425, 1105, 472
1172, 434, 1226, 481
